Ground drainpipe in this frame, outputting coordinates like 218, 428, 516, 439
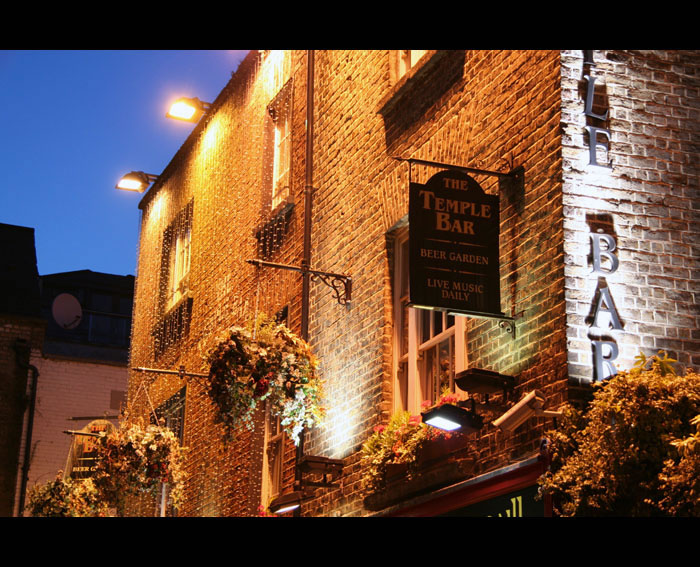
295, 49, 315, 516
301, 48, 315, 342
14, 340, 39, 516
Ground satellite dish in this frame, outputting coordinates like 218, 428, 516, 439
52, 293, 83, 329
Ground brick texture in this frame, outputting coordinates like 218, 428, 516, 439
561, 50, 700, 384
126, 50, 698, 517
0, 316, 44, 516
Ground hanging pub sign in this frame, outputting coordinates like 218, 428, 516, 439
409, 169, 501, 316
65, 419, 115, 480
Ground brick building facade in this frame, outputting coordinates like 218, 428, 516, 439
125, 50, 699, 516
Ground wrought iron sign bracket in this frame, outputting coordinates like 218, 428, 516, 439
446, 309, 517, 338
247, 259, 352, 305
393, 156, 522, 182
132, 366, 209, 384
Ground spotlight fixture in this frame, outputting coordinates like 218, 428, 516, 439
116, 171, 158, 193
422, 402, 484, 433
267, 455, 344, 514
166, 97, 212, 122
492, 390, 562, 434
269, 490, 305, 514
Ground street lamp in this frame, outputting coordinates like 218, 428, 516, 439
116, 171, 158, 193
166, 97, 212, 122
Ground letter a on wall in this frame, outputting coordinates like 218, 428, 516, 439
409, 169, 501, 316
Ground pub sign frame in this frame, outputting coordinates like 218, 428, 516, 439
409, 168, 502, 317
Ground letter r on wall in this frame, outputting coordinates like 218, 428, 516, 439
592, 340, 618, 381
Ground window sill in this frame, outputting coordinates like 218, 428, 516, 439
364, 455, 476, 512
363, 434, 475, 511
376, 50, 452, 117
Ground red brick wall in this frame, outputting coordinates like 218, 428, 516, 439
126, 50, 698, 517
304, 50, 565, 515
128, 51, 310, 516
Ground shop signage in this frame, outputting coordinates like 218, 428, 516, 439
588, 231, 623, 380
439, 485, 543, 517
409, 169, 501, 316
583, 50, 612, 168
65, 419, 114, 479
581, 51, 622, 381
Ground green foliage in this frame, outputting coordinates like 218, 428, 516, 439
92, 421, 187, 512
539, 352, 700, 516
360, 405, 455, 495
27, 422, 187, 517
204, 318, 324, 445
26, 474, 111, 517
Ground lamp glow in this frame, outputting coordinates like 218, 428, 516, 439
166, 97, 211, 123
116, 171, 158, 193
117, 178, 145, 191
421, 403, 484, 434
423, 414, 462, 431
275, 502, 300, 514
269, 490, 304, 514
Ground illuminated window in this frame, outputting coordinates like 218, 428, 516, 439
392, 230, 466, 413
262, 407, 284, 503
155, 201, 193, 358
262, 306, 288, 505
397, 50, 428, 80
267, 85, 292, 211
154, 388, 186, 517
162, 201, 193, 312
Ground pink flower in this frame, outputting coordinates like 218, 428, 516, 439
408, 414, 422, 425
373, 425, 385, 434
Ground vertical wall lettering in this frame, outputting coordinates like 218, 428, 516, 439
582, 50, 612, 168
581, 51, 622, 382
588, 231, 623, 380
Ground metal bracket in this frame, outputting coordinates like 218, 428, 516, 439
132, 366, 209, 386
393, 156, 521, 181
448, 309, 517, 339
297, 455, 344, 489
310, 271, 352, 305
247, 259, 352, 305
499, 318, 516, 336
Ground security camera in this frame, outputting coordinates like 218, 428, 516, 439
492, 390, 561, 434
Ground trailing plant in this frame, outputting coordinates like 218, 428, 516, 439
538, 351, 700, 516
26, 474, 110, 517
92, 420, 187, 512
205, 318, 324, 445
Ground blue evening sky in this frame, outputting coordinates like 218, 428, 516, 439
0, 49, 249, 277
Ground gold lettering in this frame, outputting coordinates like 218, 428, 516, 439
435, 213, 475, 235
419, 189, 435, 209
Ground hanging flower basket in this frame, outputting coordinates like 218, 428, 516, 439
92, 421, 187, 511
26, 474, 111, 517
204, 319, 324, 445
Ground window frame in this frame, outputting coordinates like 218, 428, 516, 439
154, 387, 187, 517
397, 49, 428, 80
261, 404, 284, 503
392, 230, 467, 414
163, 205, 192, 313
265, 82, 293, 214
